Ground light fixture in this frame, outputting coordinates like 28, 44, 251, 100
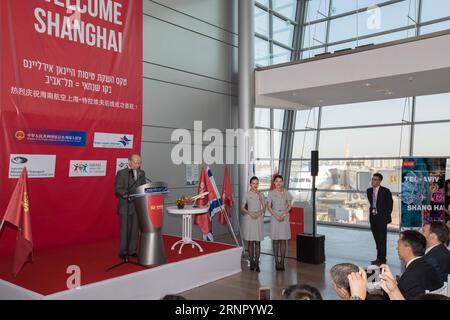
363, 83, 372, 87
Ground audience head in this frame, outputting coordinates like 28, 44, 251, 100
161, 294, 187, 300
330, 263, 359, 299
371, 173, 383, 188
397, 230, 426, 262
421, 221, 449, 247
282, 284, 323, 300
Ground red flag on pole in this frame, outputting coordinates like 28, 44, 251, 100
270, 167, 279, 191
1, 167, 33, 276
194, 166, 212, 236
220, 165, 233, 225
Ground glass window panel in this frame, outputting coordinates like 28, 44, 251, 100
273, 130, 283, 159
255, 160, 272, 189
415, 92, 450, 121
273, 16, 294, 46
355, 30, 412, 47
356, 1, 418, 38
273, 0, 297, 20
420, 20, 450, 35
317, 159, 402, 192
292, 131, 317, 158
289, 190, 312, 202
255, 129, 271, 158
295, 108, 318, 129
413, 123, 450, 157
273, 109, 285, 129
306, 0, 330, 22
330, 0, 357, 16
321, 98, 412, 128
272, 45, 291, 64
421, 0, 450, 22
255, 107, 271, 128
316, 191, 400, 227
303, 21, 327, 48
255, 7, 270, 36
319, 126, 410, 158
289, 160, 312, 189
356, 0, 389, 10
329, 14, 358, 43
256, 0, 269, 6
255, 37, 270, 67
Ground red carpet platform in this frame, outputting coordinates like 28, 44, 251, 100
0, 235, 242, 299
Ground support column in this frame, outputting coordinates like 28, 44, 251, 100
238, 0, 255, 206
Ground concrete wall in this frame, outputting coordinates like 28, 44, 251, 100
141, 0, 239, 240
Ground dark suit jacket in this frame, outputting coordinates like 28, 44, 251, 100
367, 186, 393, 224
424, 244, 450, 283
397, 257, 443, 300
115, 167, 146, 215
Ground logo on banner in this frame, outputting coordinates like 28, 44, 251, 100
69, 160, 107, 177
403, 160, 415, 168
15, 131, 26, 141
14, 129, 86, 147
116, 158, 129, 173
9, 154, 56, 178
93, 133, 134, 149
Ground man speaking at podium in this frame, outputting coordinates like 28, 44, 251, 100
115, 154, 146, 260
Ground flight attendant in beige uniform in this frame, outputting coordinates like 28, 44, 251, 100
241, 176, 265, 272
267, 175, 292, 271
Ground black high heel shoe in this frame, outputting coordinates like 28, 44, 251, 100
275, 261, 281, 271
249, 260, 255, 271
255, 264, 260, 272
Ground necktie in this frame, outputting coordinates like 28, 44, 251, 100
373, 188, 378, 209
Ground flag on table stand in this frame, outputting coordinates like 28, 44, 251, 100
269, 167, 279, 190
220, 165, 233, 225
0, 167, 33, 276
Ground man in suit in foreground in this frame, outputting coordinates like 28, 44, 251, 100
421, 221, 450, 283
367, 173, 393, 265
115, 154, 146, 260
397, 230, 443, 299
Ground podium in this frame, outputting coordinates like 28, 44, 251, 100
133, 182, 168, 266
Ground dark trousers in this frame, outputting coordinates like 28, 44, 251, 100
119, 211, 138, 256
370, 219, 387, 262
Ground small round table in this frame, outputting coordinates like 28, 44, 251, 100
166, 205, 209, 254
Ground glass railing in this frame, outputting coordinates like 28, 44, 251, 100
255, 0, 450, 67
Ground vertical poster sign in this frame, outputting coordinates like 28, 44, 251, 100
0, 0, 143, 253
400, 158, 446, 228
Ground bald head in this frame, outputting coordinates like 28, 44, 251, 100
128, 154, 141, 170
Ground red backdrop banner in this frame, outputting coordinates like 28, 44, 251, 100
0, 0, 143, 255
